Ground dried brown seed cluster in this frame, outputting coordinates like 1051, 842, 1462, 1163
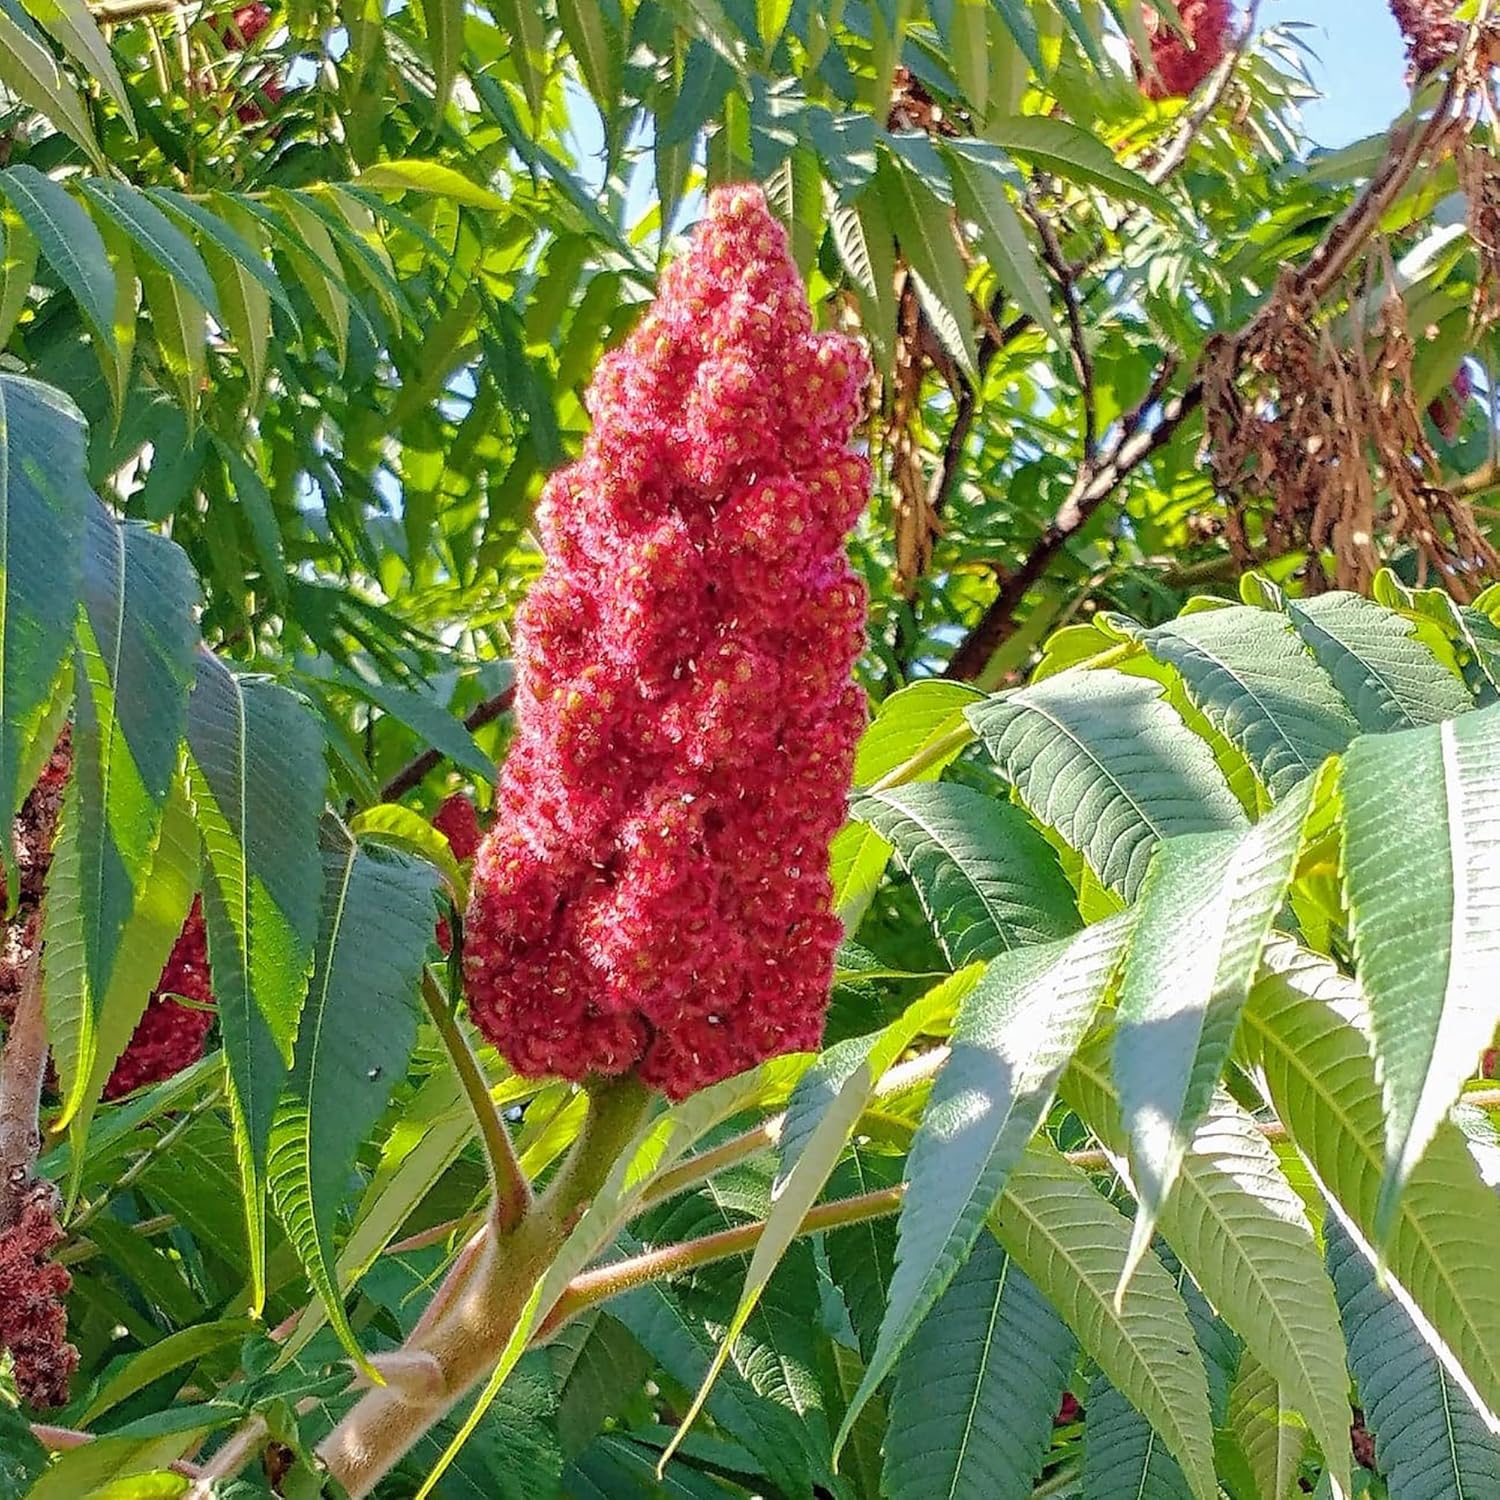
0, 1184, 78, 1409
1390, 0, 1466, 78
1203, 270, 1498, 595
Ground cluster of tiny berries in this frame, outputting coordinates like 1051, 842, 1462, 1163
434, 793, 484, 953
1428, 362, 1474, 441
0, 1187, 78, 1409
1141, 0, 1234, 99
464, 185, 871, 1101
200, 2, 282, 122
104, 900, 217, 1101
0, 732, 71, 1030
1390, 0, 1465, 77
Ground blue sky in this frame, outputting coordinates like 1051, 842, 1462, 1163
1266, 0, 1411, 146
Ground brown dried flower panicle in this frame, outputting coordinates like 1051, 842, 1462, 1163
0, 1185, 78, 1409
1203, 268, 1498, 595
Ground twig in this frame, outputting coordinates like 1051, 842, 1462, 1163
32, 1424, 204, 1478
0, 946, 49, 1231
419, 970, 531, 1232
186, 1415, 269, 1500
88, 0, 186, 19
379, 687, 515, 803
945, 383, 1200, 680
1025, 194, 1097, 460
944, 54, 1462, 682
534, 1184, 908, 1340
69, 1088, 222, 1233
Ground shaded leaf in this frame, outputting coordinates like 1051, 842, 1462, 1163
187, 654, 324, 1310
851, 781, 1078, 966
837, 915, 1131, 1449
267, 828, 437, 1365
886, 1231, 1076, 1500
1327, 1214, 1500, 1500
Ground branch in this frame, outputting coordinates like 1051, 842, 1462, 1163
944, 383, 1200, 681
943, 56, 1464, 683
1026, 194, 1097, 460
925, 13, 1257, 526
420, 970, 531, 1232
311, 1075, 654, 1499
0, 944, 49, 1231
535, 1184, 907, 1340
379, 687, 515, 803
33, 1424, 204, 1479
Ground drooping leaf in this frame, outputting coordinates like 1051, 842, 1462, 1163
1327, 1214, 1500, 1499
187, 653, 324, 1310
943, 142, 1061, 344
556, 0, 622, 110
264, 192, 352, 368
828, 184, 897, 362
989, 1142, 1218, 1500
885, 1231, 1076, 1500
1063, 1032, 1352, 1498
851, 781, 1078, 966
1123, 604, 1360, 800
1284, 592, 1473, 732
486, 0, 547, 116
0, 14, 103, 169
26, 0, 132, 127
966, 668, 1246, 900
0, 373, 87, 882
1340, 703, 1500, 1244
1242, 942, 1500, 1426
877, 151, 978, 377
414, 0, 463, 116
80, 180, 220, 317
267, 827, 438, 1366
1082, 1373, 1195, 1500
614, 1282, 827, 1500
149, 189, 296, 316
1112, 779, 1313, 1283
50, 502, 198, 1126
950, 124, 1171, 213
139, 266, 206, 430
836, 915, 1131, 1449
662, 966, 984, 1466
0, 165, 116, 353
1225, 1351, 1307, 1500
0, 204, 39, 347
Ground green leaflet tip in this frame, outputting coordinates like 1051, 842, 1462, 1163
1115, 1208, 1156, 1314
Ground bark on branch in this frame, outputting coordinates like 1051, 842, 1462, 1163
0, 946, 50, 1231
944, 59, 1464, 682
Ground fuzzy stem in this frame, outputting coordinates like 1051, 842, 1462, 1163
866, 723, 974, 793
312, 1074, 654, 1499
420, 970, 531, 1231
34, 1424, 204, 1478
0, 945, 49, 1230
537, 1183, 906, 1340
69, 1087, 222, 1233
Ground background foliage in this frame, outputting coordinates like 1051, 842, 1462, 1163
3, 0, 1500, 1496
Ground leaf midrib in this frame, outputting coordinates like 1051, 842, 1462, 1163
1072, 1050, 1344, 1458
1241, 1001, 1500, 1402
1000, 1163, 1209, 1494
